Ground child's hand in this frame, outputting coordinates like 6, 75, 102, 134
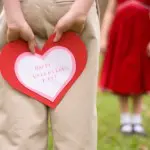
7, 21, 36, 53
53, 11, 86, 42
147, 42, 150, 57
100, 40, 107, 55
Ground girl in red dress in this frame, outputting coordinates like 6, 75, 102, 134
99, 0, 150, 135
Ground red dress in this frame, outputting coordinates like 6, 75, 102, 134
99, 0, 150, 95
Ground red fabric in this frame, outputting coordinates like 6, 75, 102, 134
140, 0, 150, 5
118, 0, 150, 5
99, 1, 150, 95
117, 0, 127, 5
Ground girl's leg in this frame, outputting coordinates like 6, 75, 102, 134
132, 95, 146, 135
132, 95, 142, 114
119, 96, 132, 134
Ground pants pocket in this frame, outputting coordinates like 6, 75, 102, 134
55, 0, 74, 4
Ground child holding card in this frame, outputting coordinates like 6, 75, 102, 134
99, 0, 150, 135
0, 0, 100, 149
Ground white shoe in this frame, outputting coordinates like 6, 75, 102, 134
120, 123, 133, 135
132, 124, 147, 136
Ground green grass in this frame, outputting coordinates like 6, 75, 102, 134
97, 92, 150, 150
48, 92, 150, 149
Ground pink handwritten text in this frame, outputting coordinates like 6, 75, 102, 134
35, 63, 51, 71
32, 65, 69, 82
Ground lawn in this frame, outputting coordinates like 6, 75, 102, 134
97, 92, 150, 150
48, 92, 150, 150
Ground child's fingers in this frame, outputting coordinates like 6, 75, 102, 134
28, 39, 36, 54
147, 50, 150, 57
53, 29, 63, 42
147, 43, 150, 57
100, 47, 106, 55
27, 33, 35, 54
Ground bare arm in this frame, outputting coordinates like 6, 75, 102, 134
3, 0, 25, 27
54, 0, 94, 41
68, 0, 94, 18
3, 0, 35, 53
101, 0, 117, 48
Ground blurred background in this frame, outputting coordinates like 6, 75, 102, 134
97, 1, 150, 150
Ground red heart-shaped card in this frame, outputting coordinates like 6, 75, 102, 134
0, 32, 87, 108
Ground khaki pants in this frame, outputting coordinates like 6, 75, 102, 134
0, 0, 100, 149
